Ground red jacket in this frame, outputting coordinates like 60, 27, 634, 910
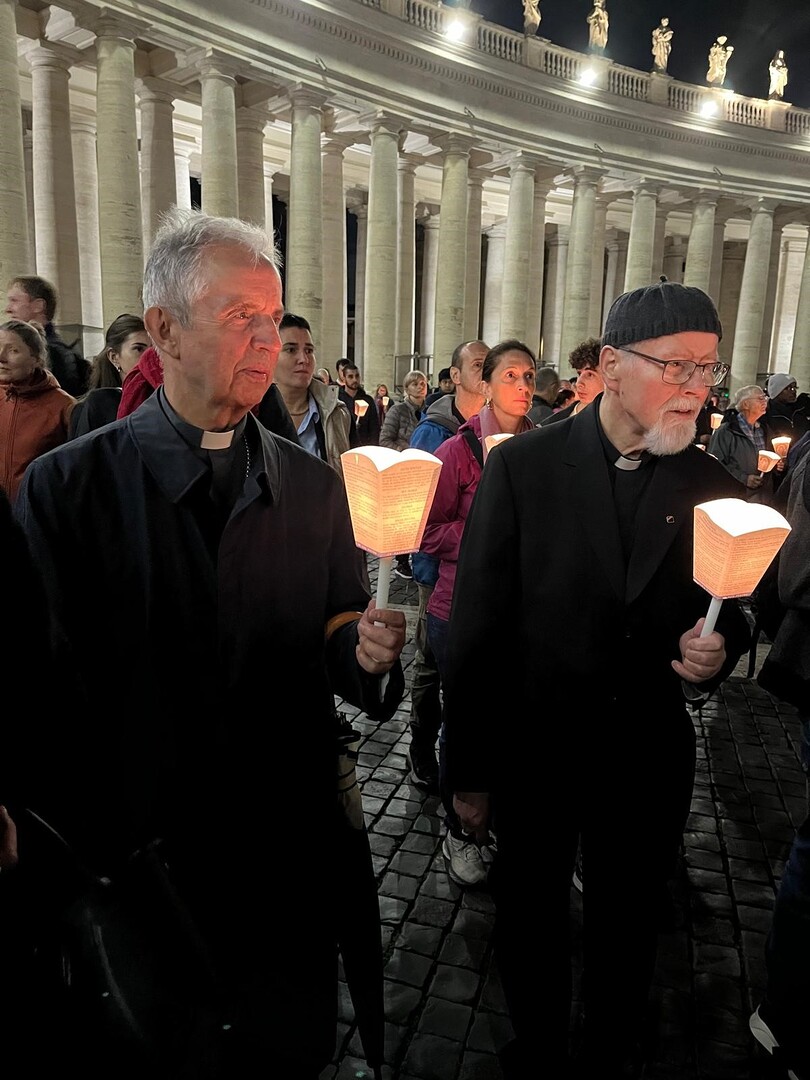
0, 368, 74, 501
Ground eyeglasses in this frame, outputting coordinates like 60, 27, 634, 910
620, 347, 730, 387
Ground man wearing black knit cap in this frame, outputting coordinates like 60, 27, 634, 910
442, 278, 751, 1078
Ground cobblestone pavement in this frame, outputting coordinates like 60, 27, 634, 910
321, 561, 806, 1080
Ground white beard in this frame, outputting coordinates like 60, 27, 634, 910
642, 398, 699, 456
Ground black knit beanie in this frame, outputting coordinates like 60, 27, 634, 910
602, 277, 723, 348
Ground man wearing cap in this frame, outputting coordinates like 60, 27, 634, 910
767, 371, 810, 441
442, 280, 751, 1078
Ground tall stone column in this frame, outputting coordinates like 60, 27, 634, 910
362, 114, 403, 387
236, 108, 267, 226
759, 227, 784, 365
560, 167, 603, 361
464, 167, 486, 342
94, 15, 144, 322
321, 137, 349, 362
541, 225, 568, 365
28, 44, 83, 329
683, 193, 718, 293
652, 206, 668, 281
588, 197, 609, 336
730, 199, 779, 394
396, 155, 418, 359
662, 236, 686, 284
23, 132, 36, 272
709, 217, 728, 303
199, 55, 238, 217
137, 80, 176, 249
287, 86, 328, 342
526, 177, 554, 357
718, 241, 746, 364
771, 236, 805, 371
71, 119, 103, 338
174, 147, 193, 210
419, 212, 440, 359
623, 181, 660, 291
500, 152, 535, 342
349, 200, 368, 367
481, 222, 506, 349
602, 231, 628, 324
433, 133, 472, 367
789, 226, 810, 387
263, 163, 276, 239
0, 0, 30, 281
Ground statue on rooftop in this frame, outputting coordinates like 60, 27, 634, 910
522, 0, 541, 36
706, 35, 734, 87
768, 50, 788, 100
651, 17, 674, 74
587, 0, 609, 54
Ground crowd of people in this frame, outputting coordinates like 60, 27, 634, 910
2, 224, 810, 1080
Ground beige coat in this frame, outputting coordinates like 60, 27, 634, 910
309, 377, 352, 480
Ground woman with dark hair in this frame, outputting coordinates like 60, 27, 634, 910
0, 319, 74, 500
420, 340, 537, 887
68, 314, 150, 438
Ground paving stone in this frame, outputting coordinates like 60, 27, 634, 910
438, 932, 488, 971
417, 996, 473, 1041
458, 1051, 504, 1080
362, 780, 398, 799
380, 871, 420, 901
389, 850, 433, 877
400, 1034, 463, 1080
378, 895, 409, 925
466, 1010, 515, 1054
383, 980, 423, 1024
396, 922, 445, 958
385, 947, 434, 988
374, 814, 414, 838
387, 797, 423, 819
411, 895, 457, 928
401, 832, 442, 855
420, 869, 462, 902
428, 963, 481, 1005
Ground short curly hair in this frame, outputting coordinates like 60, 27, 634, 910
568, 337, 601, 373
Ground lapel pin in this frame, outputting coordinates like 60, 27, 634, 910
666, 515, 675, 524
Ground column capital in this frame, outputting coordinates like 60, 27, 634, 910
431, 131, 476, 157
135, 77, 176, 106
630, 178, 664, 197
468, 167, 488, 188
235, 106, 269, 134
744, 196, 782, 216
287, 83, 331, 112
564, 164, 606, 189
71, 117, 97, 137
485, 221, 508, 240
23, 40, 82, 71
359, 110, 408, 138
398, 154, 422, 176
321, 134, 354, 157
346, 193, 368, 218
90, 11, 148, 43
195, 50, 240, 83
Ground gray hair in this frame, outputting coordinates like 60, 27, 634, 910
142, 208, 281, 326
733, 384, 765, 410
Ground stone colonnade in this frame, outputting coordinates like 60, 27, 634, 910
3, 6, 810, 392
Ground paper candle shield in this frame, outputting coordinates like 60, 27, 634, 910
710, 412, 723, 430
354, 400, 369, 418
772, 436, 791, 458
484, 433, 513, 459
341, 446, 443, 558
757, 450, 780, 473
693, 498, 791, 599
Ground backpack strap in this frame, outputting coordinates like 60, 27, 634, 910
462, 427, 484, 469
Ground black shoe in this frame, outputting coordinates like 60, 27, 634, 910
750, 1004, 807, 1079
407, 745, 439, 794
394, 565, 413, 580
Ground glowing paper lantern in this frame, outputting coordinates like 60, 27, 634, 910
341, 446, 442, 611
354, 399, 369, 418
483, 433, 513, 459
693, 498, 791, 635
381, 395, 390, 409
710, 412, 723, 430
758, 450, 780, 475
772, 436, 791, 458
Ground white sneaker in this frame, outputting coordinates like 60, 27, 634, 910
442, 832, 488, 887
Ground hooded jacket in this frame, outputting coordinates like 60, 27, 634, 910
0, 367, 74, 501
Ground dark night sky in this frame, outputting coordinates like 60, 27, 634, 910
465, 0, 810, 108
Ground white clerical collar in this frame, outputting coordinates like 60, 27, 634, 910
614, 454, 643, 471
200, 429, 235, 450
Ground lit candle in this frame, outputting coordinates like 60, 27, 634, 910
758, 450, 780, 476
354, 399, 369, 418
381, 395, 390, 409
710, 412, 723, 430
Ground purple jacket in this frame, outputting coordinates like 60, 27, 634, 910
421, 414, 484, 622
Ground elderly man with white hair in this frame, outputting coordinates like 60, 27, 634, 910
13, 209, 406, 1079
709, 383, 782, 499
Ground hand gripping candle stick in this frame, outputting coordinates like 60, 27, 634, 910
340, 446, 443, 619
692, 498, 791, 638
